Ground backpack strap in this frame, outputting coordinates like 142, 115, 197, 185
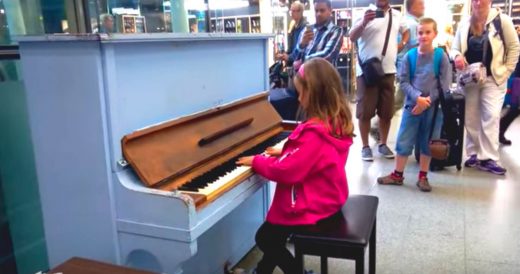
492, 14, 506, 49
407, 47, 418, 81
491, 14, 507, 62
408, 47, 443, 81
433, 47, 444, 78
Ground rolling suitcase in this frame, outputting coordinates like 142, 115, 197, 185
415, 91, 465, 171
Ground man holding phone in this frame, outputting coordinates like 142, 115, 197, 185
290, 0, 344, 67
349, 0, 409, 161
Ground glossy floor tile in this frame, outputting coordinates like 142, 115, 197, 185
235, 109, 520, 274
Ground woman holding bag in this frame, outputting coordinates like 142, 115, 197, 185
451, 0, 519, 175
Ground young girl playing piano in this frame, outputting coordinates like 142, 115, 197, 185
237, 57, 354, 274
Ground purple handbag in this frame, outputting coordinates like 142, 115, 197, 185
511, 77, 520, 106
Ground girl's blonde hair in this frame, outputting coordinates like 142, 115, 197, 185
294, 58, 354, 138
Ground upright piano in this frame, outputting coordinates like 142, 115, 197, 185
17, 33, 289, 274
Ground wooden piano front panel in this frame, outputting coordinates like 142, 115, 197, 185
121, 93, 288, 209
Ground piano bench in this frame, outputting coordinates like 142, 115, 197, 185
293, 195, 379, 274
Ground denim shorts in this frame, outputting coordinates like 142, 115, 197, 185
395, 104, 443, 157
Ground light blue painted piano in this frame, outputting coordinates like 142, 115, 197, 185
17, 33, 292, 274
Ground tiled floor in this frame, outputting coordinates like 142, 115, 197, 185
235, 108, 520, 274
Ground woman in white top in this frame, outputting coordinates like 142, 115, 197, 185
451, 0, 519, 175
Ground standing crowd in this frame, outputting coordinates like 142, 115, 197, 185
237, 0, 519, 273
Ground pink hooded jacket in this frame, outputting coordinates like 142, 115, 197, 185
252, 120, 353, 226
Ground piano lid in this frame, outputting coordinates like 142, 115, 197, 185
121, 92, 283, 188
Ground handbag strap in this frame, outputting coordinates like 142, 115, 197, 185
429, 75, 446, 140
382, 9, 393, 57
428, 48, 447, 140
355, 8, 393, 63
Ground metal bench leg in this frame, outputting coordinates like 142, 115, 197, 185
369, 219, 376, 274
321, 256, 328, 274
295, 247, 305, 274
355, 251, 365, 274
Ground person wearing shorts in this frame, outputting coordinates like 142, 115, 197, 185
349, 0, 409, 161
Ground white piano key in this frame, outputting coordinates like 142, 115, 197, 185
181, 139, 286, 196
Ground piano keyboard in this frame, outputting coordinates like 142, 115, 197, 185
177, 132, 290, 196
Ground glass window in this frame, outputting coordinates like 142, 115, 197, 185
208, 0, 260, 33
0, 44, 49, 274
0, 0, 267, 36
82, 0, 263, 34
0, 1, 67, 273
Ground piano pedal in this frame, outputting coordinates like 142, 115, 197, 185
232, 269, 249, 274
223, 261, 233, 274
223, 261, 252, 274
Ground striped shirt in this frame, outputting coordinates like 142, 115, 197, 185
290, 20, 344, 66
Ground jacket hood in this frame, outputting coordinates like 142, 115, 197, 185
290, 120, 353, 153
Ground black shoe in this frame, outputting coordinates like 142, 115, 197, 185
499, 136, 512, 145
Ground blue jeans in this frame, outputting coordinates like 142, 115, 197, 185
395, 104, 443, 157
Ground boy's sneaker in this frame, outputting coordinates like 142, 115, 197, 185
377, 173, 404, 186
362, 146, 374, 161
416, 177, 432, 192
464, 154, 478, 168
477, 160, 507, 175
378, 144, 395, 159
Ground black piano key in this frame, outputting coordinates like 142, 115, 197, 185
178, 132, 291, 191
178, 186, 199, 192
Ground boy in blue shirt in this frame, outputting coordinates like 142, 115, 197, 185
377, 18, 452, 192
